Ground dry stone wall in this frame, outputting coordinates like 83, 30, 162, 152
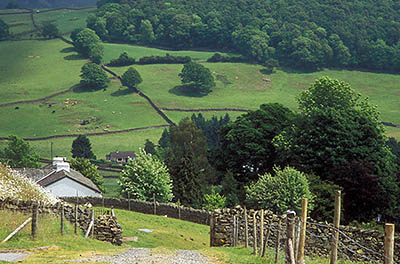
61, 196, 211, 225
211, 207, 400, 263
0, 198, 122, 245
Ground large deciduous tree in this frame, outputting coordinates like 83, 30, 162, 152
73, 28, 104, 63
121, 67, 142, 91
274, 76, 399, 221
179, 61, 215, 95
218, 103, 295, 185
71, 135, 96, 159
80, 62, 109, 90
119, 148, 173, 202
0, 135, 39, 168
41, 21, 59, 39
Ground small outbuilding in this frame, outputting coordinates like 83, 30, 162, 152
106, 151, 135, 163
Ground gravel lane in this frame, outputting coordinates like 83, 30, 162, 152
70, 248, 213, 264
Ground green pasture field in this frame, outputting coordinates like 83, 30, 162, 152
102, 177, 121, 197
103, 42, 231, 63
0, 126, 165, 160
0, 39, 86, 104
110, 63, 400, 125
0, 85, 166, 138
0, 13, 35, 35
34, 8, 96, 35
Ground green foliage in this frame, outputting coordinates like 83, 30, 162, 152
71, 135, 96, 159
144, 139, 157, 155
121, 67, 142, 90
166, 119, 214, 208
6, 2, 19, 9
387, 137, 400, 160
245, 166, 313, 215
108, 51, 135, 66
202, 187, 226, 211
0, 135, 39, 168
221, 170, 240, 207
218, 103, 295, 184
119, 148, 173, 202
275, 76, 400, 220
80, 62, 109, 90
0, 18, 9, 40
41, 21, 59, 39
70, 158, 104, 191
190, 113, 230, 149
178, 61, 215, 95
73, 28, 103, 63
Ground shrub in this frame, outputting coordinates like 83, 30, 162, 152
0, 163, 58, 204
107, 52, 136, 66
138, 54, 191, 64
245, 166, 313, 214
202, 187, 226, 211
207, 53, 248, 63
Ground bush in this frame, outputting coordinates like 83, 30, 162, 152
202, 187, 226, 211
207, 53, 248, 63
245, 166, 313, 214
138, 54, 191, 64
107, 52, 136, 66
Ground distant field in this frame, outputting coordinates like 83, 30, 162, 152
103, 42, 231, 63
34, 8, 96, 35
110, 64, 400, 125
0, 39, 86, 104
0, 13, 35, 35
0, 126, 165, 160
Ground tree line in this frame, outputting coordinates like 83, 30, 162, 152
82, 0, 400, 71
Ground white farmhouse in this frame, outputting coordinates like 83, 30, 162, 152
16, 157, 102, 197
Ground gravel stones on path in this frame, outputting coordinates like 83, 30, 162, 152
70, 248, 213, 264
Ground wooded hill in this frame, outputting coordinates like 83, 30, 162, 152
88, 0, 400, 72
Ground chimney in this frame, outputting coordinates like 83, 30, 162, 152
53, 157, 70, 172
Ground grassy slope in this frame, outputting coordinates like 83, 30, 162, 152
103, 42, 231, 63
34, 8, 96, 35
0, 208, 363, 263
0, 210, 123, 263
0, 39, 85, 104
0, 13, 35, 35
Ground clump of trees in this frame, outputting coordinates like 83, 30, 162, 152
179, 61, 215, 95
0, 135, 39, 168
107, 52, 135, 66
71, 28, 104, 64
41, 21, 59, 39
80, 62, 109, 90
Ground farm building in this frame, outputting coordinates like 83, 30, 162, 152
16, 157, 102, 197
106, 151, 135, 163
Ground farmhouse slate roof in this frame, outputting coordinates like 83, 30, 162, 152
37, 169, 101, 194
14, 168, 53, 182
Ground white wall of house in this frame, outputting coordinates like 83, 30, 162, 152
45, 177, 102, 197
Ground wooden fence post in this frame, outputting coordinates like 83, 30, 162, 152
31, 202, 38, 240
244, 206, 249, 248
153, 193, 156, 215
232, 215, 236, 247
91, 209, 95, 238
330, 190, 341, 264
275, 219, 281, 264
74, 203, 78, 235
297, 198, 308, 264
261, 224, 270, 257
260, 209, 264, 256
128, 193, 131, 211
384, 223, 394, 264
209, 213, 214, 247
253, 211, 258, 255
178, 200, 181, 220
286, 211, 296, 264
60, 203, 64, 235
